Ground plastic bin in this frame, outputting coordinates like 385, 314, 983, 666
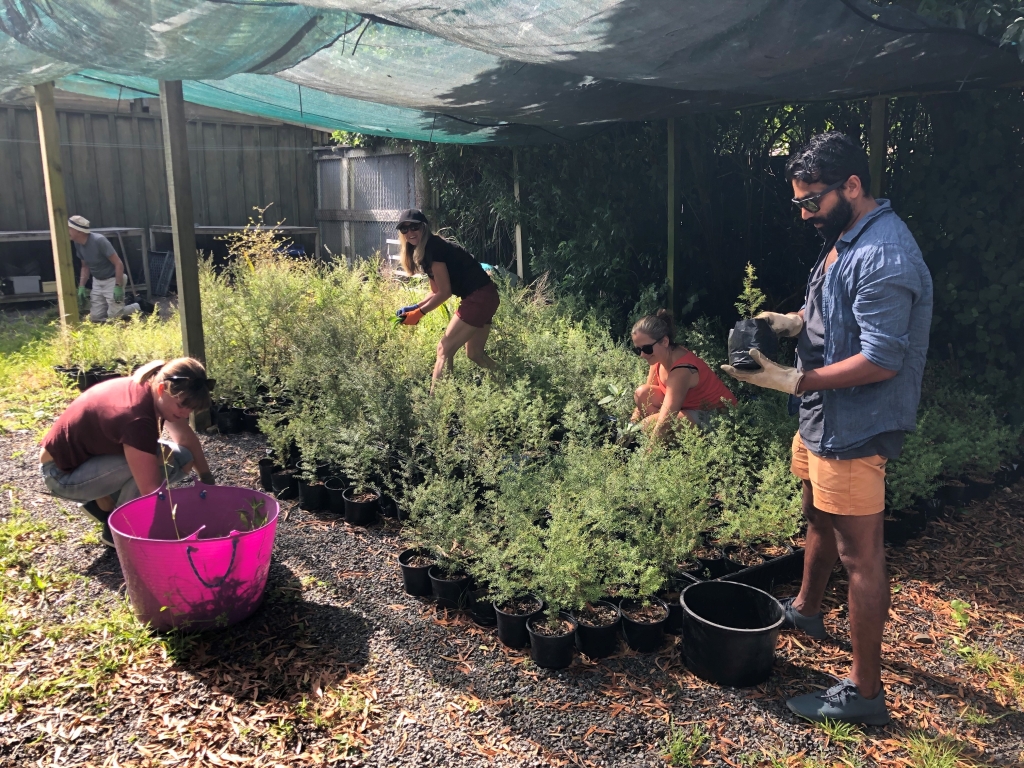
11, 276, 41, 294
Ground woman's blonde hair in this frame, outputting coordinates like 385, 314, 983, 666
399, 226, 431, 276
133, 357, 213, 411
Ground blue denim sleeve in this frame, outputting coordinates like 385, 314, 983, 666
852, 243, 916, 371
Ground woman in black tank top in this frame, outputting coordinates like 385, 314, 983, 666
393, 209, 501, 392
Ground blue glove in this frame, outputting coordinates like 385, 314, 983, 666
396, 304, 419, 318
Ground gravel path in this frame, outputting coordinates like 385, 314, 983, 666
2, 427, 1024, 766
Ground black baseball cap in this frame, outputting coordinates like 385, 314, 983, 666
397, 208, 428, 228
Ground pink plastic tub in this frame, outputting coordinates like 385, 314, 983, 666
108, 484, 279, 631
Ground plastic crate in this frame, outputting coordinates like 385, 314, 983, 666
11, 276, 41, 294
148, 251, 176, 297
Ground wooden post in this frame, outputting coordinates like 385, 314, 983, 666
666, 118, 677, 313
160, 80, 210, 431
869, 97, 886, 199
513, 149, 525, 281
34, 82, 79, 327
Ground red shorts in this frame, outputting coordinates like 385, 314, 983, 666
456, 282, 500, 328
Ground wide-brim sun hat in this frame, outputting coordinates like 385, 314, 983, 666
68, 215, 91, 234
397, 209, 428, 228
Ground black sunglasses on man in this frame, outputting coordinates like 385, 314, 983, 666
791, 178, 847, 213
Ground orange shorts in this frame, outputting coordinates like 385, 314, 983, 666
790, 432, 887, 516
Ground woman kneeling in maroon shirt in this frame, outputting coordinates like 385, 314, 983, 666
39, 358, 215, 546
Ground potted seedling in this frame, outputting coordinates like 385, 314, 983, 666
727, 262, 778, 370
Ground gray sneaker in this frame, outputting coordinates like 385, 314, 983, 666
780, 596, 827, 639
786, 678, 890, 725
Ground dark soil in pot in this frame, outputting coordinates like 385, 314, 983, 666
751, 543, 790, 560
397, 548, 434, 597
694, 545, 737, 579
572, 601, 620, 658
258, 458, 280, 493
271, 469, 297, 500
495, 595, 543, 649
728, 547, 764, 568
680, 580, 784, 687
528, 613, 577, 670
342, 488, 379, 526
619, 597, 669, 653
428, 566, 470, 610
727, 318, 779, 370
298, 478, 327, 511
324, 477, 347, 515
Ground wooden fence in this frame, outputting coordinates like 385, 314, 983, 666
0, 105, 320, 234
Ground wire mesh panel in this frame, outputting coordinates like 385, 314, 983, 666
316, 150, 416, 263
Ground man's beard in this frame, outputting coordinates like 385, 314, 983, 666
812, 193, 854, 242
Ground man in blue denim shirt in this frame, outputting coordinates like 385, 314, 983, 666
723, 132, 932, 725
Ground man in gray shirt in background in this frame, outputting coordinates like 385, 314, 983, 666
69, 215, 140, 322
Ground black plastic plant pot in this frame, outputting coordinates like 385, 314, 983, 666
315, 462, 332, 480
680, 581, 784, 687
325, 477, 347, 515
916, 496, 944, 521
342, 488, 379, 526
723, 548, 805, 592
398, 548, 434, 597
694, 547, 737, 580
380, 495, 401, 520
242, 409, 261, 433
271, 469, 297, 500
298, 478, 327, 511
572, 600, 621, 659
966, 476, 996, 502
528, 613, 578, 670
258, 458, 280, 493
216, 407, 244, 434
494, 595, 544, 649
428, 566, 470, 610
727, 318, 779, 370
939, 481, 966, 507
619, 597, 669, 653
469, 587, 497, 627
658, 580, 686, 636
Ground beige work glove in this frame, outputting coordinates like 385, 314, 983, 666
721, 350, 804, 395
755, 311, 803, 338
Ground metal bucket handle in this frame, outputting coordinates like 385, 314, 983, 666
186, 536, 239, 588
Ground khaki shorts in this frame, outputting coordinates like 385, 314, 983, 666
790, 432, 887, 516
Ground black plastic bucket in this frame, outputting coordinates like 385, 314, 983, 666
398, 548, 434, 597
572, 600, 621, 658
680, 581, 783, 687
528, 613, 577, 669
343, 488, 379, 526
619, 597, 669, 653
428, 566, 470, 610
494, 595, 543, 649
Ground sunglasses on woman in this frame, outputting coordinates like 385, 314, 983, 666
633, 337, 664, 355
397, 223, 423, 234
791, 178, 846, 213
166, 375, 217, 392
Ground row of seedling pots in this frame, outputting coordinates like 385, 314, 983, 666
257, 453, 397, 525
397, 548, 785, 685
53, 364, 124, 391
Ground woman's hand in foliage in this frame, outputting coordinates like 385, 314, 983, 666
401, 308, 425, 326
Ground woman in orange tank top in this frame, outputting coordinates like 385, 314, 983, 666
631, 310, 737, 440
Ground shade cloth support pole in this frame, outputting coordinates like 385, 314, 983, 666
513, 149, 524, 281
666, 118, 677, 314
34, 82, 79, 327
160, 80, 210, 432
869, 97, 886, 198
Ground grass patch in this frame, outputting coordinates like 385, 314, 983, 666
664, 721, 709, 767
906, 732, 974, 768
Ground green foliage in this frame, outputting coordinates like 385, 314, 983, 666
734, 262, 767, 318
664, 721, 709, 767
914, 1, 1024, 59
